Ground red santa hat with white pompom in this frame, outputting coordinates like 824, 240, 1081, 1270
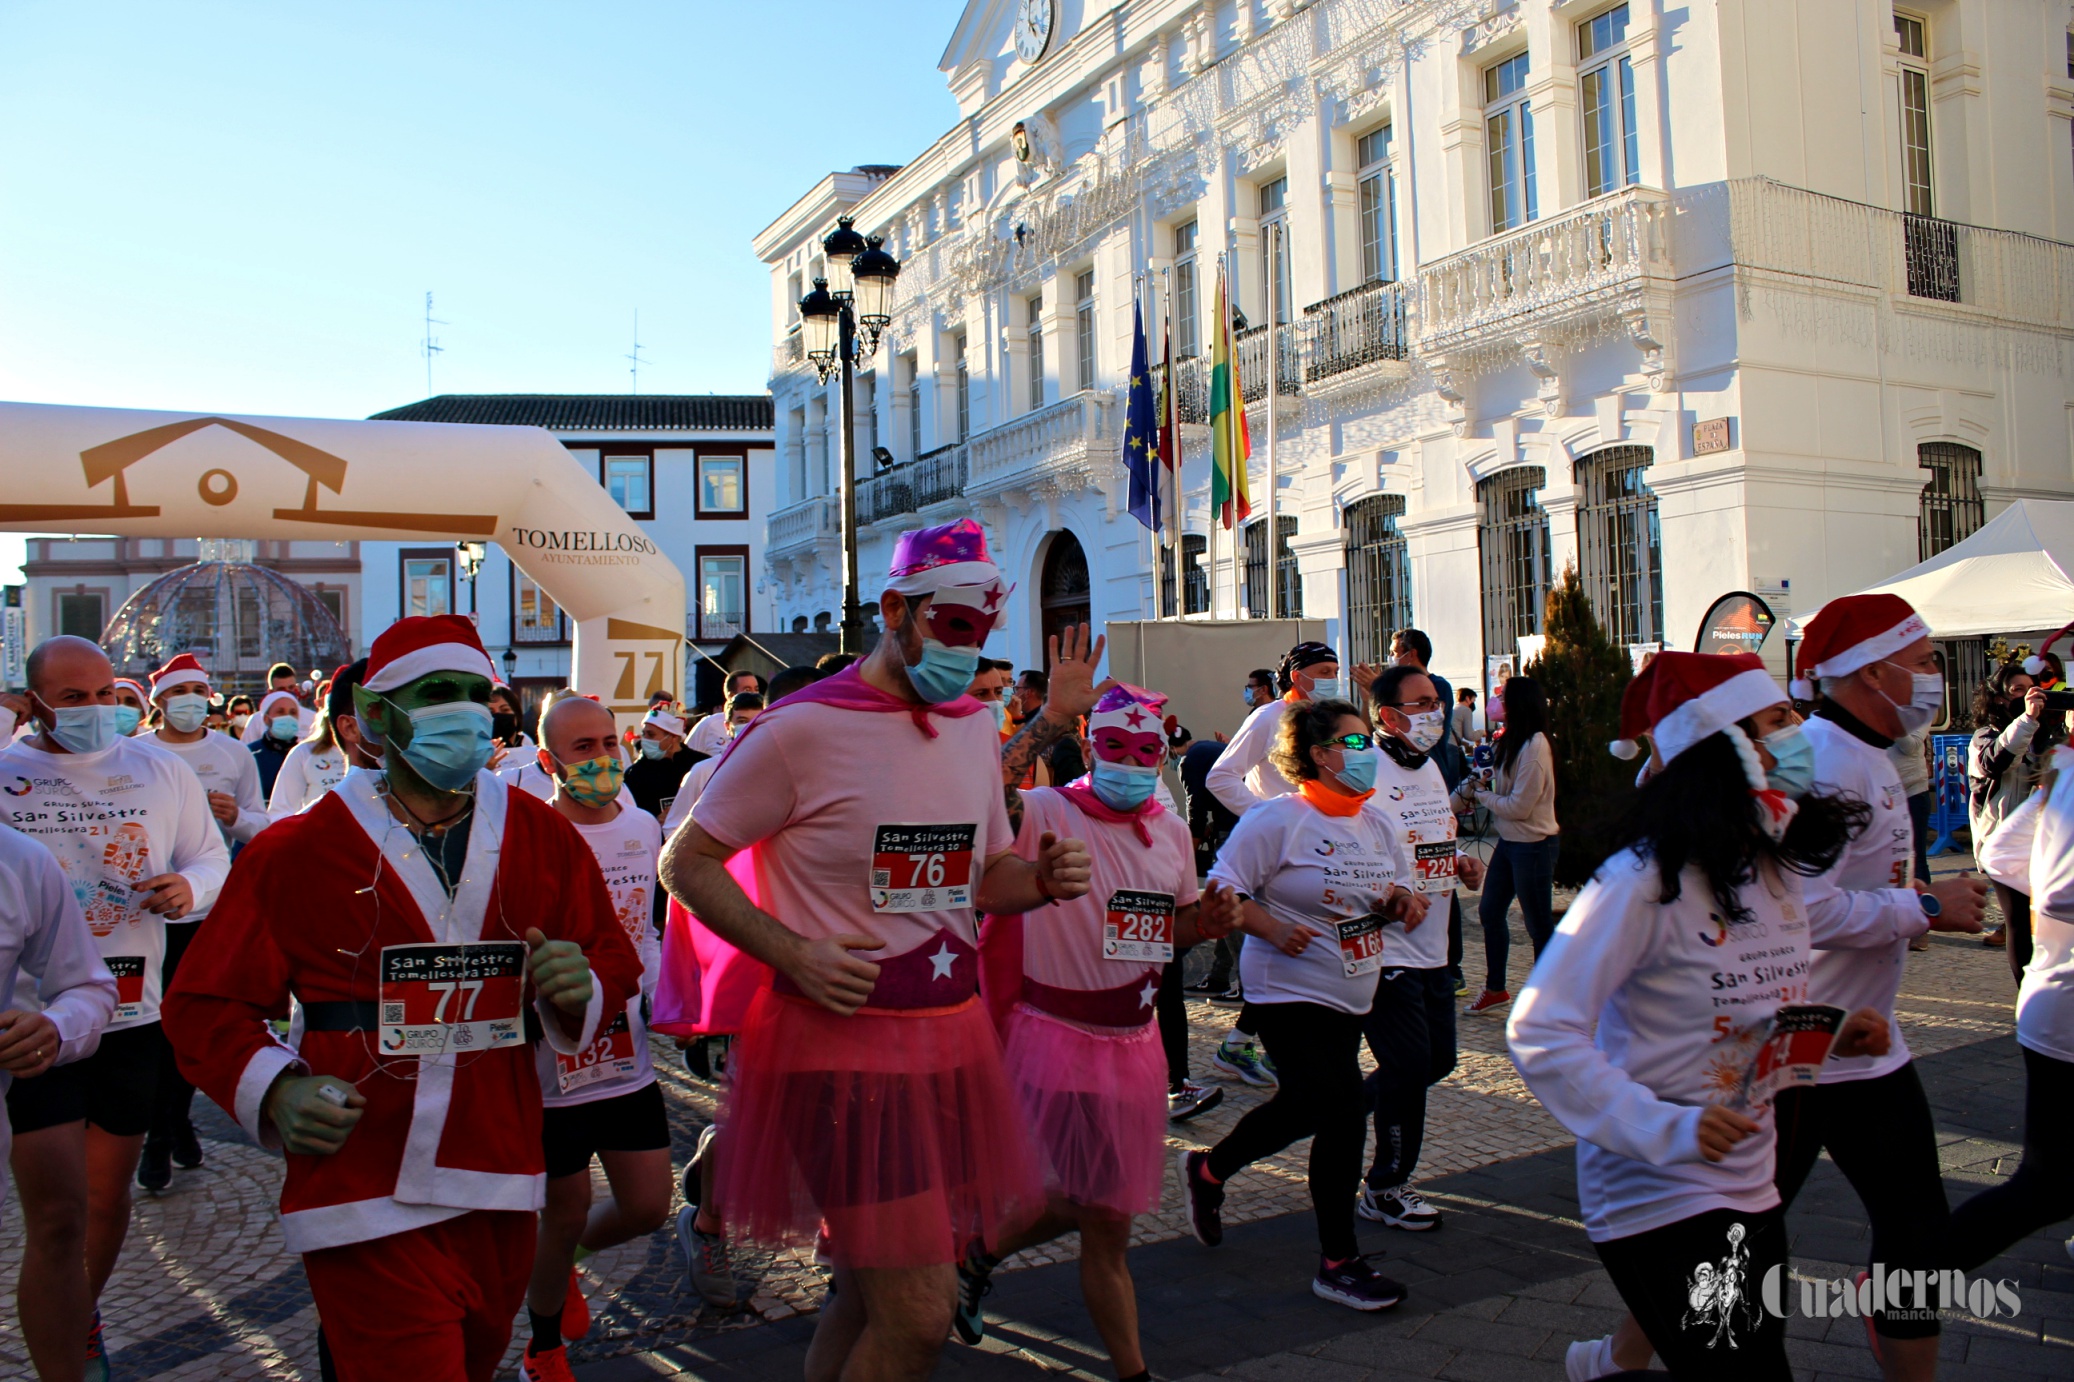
1787, 592, 1928, 701
362, 614, 497, 694
1610, 651, 1788, 796
149, 652, 211, 698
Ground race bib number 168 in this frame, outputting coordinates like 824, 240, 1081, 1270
870, 824, 977, 912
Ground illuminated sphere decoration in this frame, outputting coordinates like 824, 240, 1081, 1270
100, 556, 350, 695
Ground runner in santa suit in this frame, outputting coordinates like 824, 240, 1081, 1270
1771, 595, 1987, 1381
162, 616, 643, 1382
0, 635, 232, 1374
517, 695, 675, 1382
660, 519, 1092, 1382
953, 683, 1243, 1378
139, 652, 271, 1191
1508, 653, 1890, 1380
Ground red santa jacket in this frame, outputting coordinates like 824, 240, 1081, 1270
163, 769, 641, 1254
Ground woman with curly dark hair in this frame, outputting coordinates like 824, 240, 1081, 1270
1971, 661, 2050, 974
1508, 653, 1889, 1379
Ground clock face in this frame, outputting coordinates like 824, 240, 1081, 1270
1014, 0, 1055, 64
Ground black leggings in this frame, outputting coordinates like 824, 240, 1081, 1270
1948, 1046, 2074, 1270
1594, 1207, 1790, 1380
1157, 952, 1189, 1086
1995, 884, 2033, 984
150, 919, 201, 1146
1204, 1000, 1365, 1260
1773, 1062, 1949, 1339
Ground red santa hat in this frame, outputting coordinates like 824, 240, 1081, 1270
149, 653, 210, 698
1790, 593, 1929, 699
113, 677, 150, 704
643, 706, 687, 739
1610, 652, 1786, 790
363, 614, 497, 694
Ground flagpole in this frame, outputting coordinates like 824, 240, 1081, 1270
1139, 275, 1159, 624
1265, 221, 1279, 625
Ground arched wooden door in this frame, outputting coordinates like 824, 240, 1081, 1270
1039, 530, 1091, 651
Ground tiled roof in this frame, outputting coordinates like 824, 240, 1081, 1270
370, 394, 773, 432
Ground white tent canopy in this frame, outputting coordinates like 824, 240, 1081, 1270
1788, 499, 2074, 641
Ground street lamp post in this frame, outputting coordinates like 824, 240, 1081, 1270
798, 216, 900, 655
455, 540, 487, 625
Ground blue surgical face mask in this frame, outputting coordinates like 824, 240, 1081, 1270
989, 700, 1008, 733
1306, 676, 1348, 703
163, 693, 210, 734
36, 699, 123, 755
906, 638, 980, 705
114, 705, 143, 736
637, 737, 664, 760
269, 715, 300, 741
388, 699, 495, 792
1762, 724, 1816, 800
1091, 758, 1159, 811
1330, 745, 1380, 794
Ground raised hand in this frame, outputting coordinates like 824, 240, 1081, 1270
524, 926, 594, 1015
1043, 623, 1111, 722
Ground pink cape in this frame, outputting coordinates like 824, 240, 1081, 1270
650, 665, 984, 1037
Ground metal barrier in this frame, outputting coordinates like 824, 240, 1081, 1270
1928, 732, 1971, 857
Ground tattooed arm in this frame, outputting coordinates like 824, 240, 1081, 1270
998, 622, 1111, 836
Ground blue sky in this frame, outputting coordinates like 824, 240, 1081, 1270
0, 0, 966, 580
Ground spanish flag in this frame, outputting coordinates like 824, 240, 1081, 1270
1209, 259, 1251, 530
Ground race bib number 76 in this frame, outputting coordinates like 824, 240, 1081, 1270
870, 824, 977, 912
378, 942, 526, 1056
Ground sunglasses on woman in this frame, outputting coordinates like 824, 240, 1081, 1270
1325, 733, 1373, 752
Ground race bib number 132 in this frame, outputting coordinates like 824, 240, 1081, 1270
378, 942, 526, 1056
870, 824, 977, 912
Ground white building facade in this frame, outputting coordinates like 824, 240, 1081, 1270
757, 0, 2074, 703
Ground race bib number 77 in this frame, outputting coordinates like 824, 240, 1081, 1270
378, 942, 526, 1056
870, 824, 977, 912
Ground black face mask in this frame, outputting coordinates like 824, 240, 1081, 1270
492, 712, 519, 742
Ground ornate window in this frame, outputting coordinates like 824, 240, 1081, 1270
1578, 4, 1639, 198
1075, 271, 1097, 393
1485, 51, 1538, 233
1897, 14, 1933, 216
1173, 221, 1200, 358
1918, 442, 1983, 560
1026, 293, 1045, 413
1477, 466, 1552, 656
1258, 177, 1292, 323
1574, 446, 1662, 646
1356, 127, 1397, 283
1345, 495, 1412, 665
1244, 515, 1301, 620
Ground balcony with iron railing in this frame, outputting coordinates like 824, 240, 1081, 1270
1236, 322, 1302, 404
1149, 355, 1209, 425
964, 391, 1118, 499
1302, 279, 1410, 382
856, 442, 970, 527
1415, 186, 1672, 357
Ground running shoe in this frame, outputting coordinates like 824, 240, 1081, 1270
1907, 936, 1930, 952
1464, 989, 1511, 1015
952, 1239, 997, 1345
1982, 928, 2007, 948
679, 1205, 745, 1308
1256, 1047, 1278, 1081
1356, 1184, 1441, 1232
1184, 975, 1223, 994
1176, 1149, 1224, 1247
1167, 1080, 1225, 1122
1311, 1254, 1405, 1311
1210, 1041, 1276, 1087
86, 1311, 109, 1382
1453, 977, 1469, 998
172, 1118, 204, 1170
137, 1137, 172, 1193
1565, 1334, 1618, 1380
561, 1266, 590, 1340
1208, 984, 1245, 1009
518, 1342, 578, 1382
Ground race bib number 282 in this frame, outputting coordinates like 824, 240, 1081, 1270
870, 824, 977, 912
1103, 890, 1174, 963
378, 942, 526, 1056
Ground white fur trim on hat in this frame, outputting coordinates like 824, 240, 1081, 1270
1649, 668, 1787, 764
1805, 611, 1931, 681
644, 709, 687, 738
886, 560, 1002, 598
362, 643, 498, 693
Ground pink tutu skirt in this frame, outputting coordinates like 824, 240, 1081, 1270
1000, 1003, 1168, 1217
716, 987, 1043, 1269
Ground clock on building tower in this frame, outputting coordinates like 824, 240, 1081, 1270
1014, 0, 1056, 64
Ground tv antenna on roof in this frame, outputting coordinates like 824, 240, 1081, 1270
421, 291, 448, 395
626, 311, 647, 395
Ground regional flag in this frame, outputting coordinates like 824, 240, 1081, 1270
1124, 296, 1160, 533
1209, 261, 1252, 530
1157, 299, 1178, 540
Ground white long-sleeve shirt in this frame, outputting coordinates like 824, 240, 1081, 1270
1206, 697, 1297, 817
266, 740, 350, 820
1508, 850, 1811, 1241
1801, 714, 1923, 1083
0, 823, 118, 1219
2020, 745, 2074, 1063
155, 731, 270, 862
0, 735, 232, 1030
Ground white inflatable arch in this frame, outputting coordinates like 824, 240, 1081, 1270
0, 400, 686, 720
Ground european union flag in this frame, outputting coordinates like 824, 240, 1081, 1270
1123, 296, 1159, 533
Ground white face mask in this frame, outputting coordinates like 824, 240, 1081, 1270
1306, 676, 1347, 703
1881, 663, 1944, 736
1404, 709, 1446, 753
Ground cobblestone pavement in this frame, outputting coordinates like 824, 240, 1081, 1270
0, 852, 2043, 1378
